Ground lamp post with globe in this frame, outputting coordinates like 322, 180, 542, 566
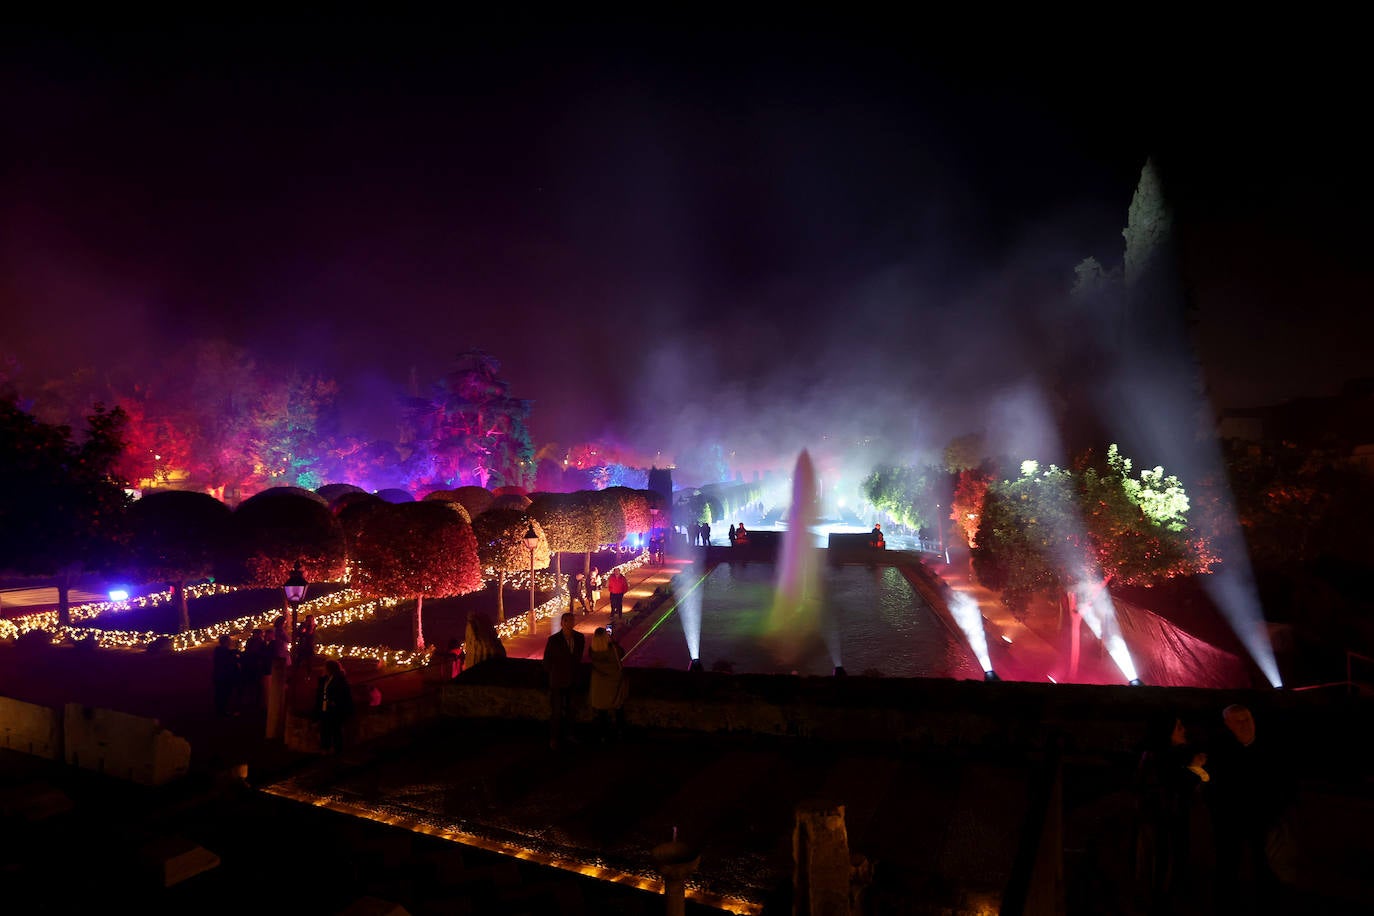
524, 523, 540, 633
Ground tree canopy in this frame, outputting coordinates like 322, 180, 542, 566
349, 500, 483, 650
0, 397, 131, 625
228, 487, 347, 588
126, 490, 232, 632
972, 446, 1214, 619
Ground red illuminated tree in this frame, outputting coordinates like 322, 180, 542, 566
604, 486, 651, 538
349, 500, 483, 651
950, 467, 992, 549
113, 386, 196, 487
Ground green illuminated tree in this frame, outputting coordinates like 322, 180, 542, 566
973, 446, 1214, 662
861, 464, 940, 532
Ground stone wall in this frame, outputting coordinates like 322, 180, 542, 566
61, 703, 190, 785
0, 694, 62, 759
443, 658, 1373, 764
285, 689, 443, 753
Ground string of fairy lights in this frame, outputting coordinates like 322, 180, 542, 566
0, 550, 650, 670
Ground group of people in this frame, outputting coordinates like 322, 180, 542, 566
210, 614, 302, 717
567, 566, 630, 619
542, 613, 627, 749
727, 522, 749, 546
1134, 703, 1298, 914
209, 613, 355, 754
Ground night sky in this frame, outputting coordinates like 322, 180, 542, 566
3, 18, 1369, 476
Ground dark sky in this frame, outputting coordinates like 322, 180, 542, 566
3, 17, 1369, 474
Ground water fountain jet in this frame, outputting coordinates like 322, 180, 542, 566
766, 450, 824, 664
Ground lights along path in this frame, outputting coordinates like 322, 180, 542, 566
263, 781, 763, 915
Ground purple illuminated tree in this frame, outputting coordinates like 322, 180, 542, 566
398, 350, 535, 491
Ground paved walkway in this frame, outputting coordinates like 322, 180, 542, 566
501, 555, 696, 660
920, 549, 1128, 686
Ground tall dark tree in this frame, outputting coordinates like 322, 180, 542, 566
126, 490, 233, 633
0, 398, 131, 626
228, 487, 347, 588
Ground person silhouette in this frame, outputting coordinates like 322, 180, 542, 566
542, 613, 586, 749
1207, 704, 1298, 912
568, 572, 591, 615
314, 659, 354, 754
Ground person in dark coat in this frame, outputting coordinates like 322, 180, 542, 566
314, 659, 354, 754
1206, 704, 1298, 913
1135, 714, 1210, 914
728, 524, 737, 546
239, 628, 269, 709
211, 634, 241, 717
542, 612, 585, 749
293, 614, 317, 675
567, 572, 591, 616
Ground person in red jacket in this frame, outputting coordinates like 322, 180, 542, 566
606, 569, 629, 623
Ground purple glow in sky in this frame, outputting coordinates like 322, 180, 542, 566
3, 18, 1368, 473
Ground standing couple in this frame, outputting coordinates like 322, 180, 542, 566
542, 614, 627, 749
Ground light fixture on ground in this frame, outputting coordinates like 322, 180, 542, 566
1128, 678, 1145, 686
283, 561, 308, 657
833, 666, 847, 677
983, 670, 1001, 682
523, 523, 539, 633
688, 658, 703, 672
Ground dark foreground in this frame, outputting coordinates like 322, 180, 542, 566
5, 708, 1374, 915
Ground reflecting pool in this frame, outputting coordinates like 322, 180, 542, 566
623, 560, 984, 679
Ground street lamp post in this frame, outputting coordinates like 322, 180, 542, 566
649, 506, 661, 563
524, 523, 540, 634
283, 561, 308, 658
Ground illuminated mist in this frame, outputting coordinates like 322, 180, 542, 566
947, 591, 992, 673
677, 571, 703, 663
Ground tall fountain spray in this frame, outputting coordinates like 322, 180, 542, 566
768, 449, 822, 648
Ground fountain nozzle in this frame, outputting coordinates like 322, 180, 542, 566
688, 659, 703, 672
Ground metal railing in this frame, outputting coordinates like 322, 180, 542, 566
1289, 650, 1374, 696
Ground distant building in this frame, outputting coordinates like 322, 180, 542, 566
1217, 377, 1374, 462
